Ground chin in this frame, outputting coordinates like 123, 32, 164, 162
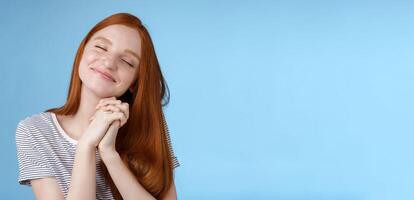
93, 90, 116, 98
83, 82, 117, 98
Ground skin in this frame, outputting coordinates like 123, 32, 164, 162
30, 24, 178, 200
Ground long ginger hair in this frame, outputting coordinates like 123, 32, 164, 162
46, 13, 175, 199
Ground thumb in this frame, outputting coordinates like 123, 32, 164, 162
106, 120, 120, 136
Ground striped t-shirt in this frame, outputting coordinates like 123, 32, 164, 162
15, 111, 180, 199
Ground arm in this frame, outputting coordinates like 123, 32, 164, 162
100, 151, 156, 200
101, 151, 178, 200
25, 99, 126, 199
65, 142, 97, 200
64, 104, 125, 199
31, 142, 97, 200
31, 177, 65, 200
96, 99, 178, 199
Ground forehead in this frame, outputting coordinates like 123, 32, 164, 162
90, 24, 141, 54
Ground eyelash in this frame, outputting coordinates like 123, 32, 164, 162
95, 45, 106, 51
94, 45, 134, 68
122, 59, 134, 67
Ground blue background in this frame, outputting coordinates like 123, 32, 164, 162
1, 0, 414, 199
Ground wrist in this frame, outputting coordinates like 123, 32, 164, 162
77, 140, 96, 151
78, 135, 98, 148
76, 141, 97, 158
99, 148, 119, 163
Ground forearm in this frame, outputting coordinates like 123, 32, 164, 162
66, 142, 97, 200
101, 151, 156, 200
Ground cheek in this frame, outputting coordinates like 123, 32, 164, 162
118, 70, 137, 86
84, 51, 100, 64
78, 51, 99, 78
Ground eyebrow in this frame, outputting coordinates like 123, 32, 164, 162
94, 36, 141, 61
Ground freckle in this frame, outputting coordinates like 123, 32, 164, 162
86, 55, 95, 62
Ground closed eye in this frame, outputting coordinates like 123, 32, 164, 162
122, 59, 134, 67
94, 45, 107, 51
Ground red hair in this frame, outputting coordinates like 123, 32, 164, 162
46, 13, 175, 199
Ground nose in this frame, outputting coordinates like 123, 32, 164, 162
101, 54, 117, 70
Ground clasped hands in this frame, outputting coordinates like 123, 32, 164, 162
79, 97, 129, 158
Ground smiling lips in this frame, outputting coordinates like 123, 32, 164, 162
91, 68, 116, 82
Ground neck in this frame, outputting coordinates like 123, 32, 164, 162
72, 85, 102, 133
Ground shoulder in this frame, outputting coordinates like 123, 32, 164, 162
18, 112, 50, 126
16, 112, 52, 137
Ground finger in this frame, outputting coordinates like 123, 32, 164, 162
101, 106, 127, 126
96, 97, 116, 108
108, 119, 121, 132
105, 112, 125, 125
100, 103, 129, 124
97, 97, 116, 107
114, 119, 121, 128
114, 110, 127, 127
100, 105, 121, 113
89, 105, 116, 122
117, 110, 127, 127
102, 120, 121, 145
120, 112, 127, 127
120, 103, 129, 119
96, 99, 121, 110
114, 103, 128, 126
111, 102, 129, 120
96, 99, 122, 110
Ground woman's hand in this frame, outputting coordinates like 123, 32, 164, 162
78, 97, 125, 148
91, 97, 129, 156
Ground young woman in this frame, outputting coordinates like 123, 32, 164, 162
15, 13, 180, 200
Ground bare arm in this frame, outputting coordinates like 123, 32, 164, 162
96, 99, 178, 200
101, 151, 178, 200
65, 142, 97, 199
101, 151, 156, 200
31, 142, 97, 200
30, 99, 128, 199
64, 104, 124, 199
31, 177, 65, 200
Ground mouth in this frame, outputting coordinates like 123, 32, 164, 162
91, 68, 116, 83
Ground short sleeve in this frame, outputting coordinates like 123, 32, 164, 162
161, 112, 180, 169
15, 120, 54, 186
